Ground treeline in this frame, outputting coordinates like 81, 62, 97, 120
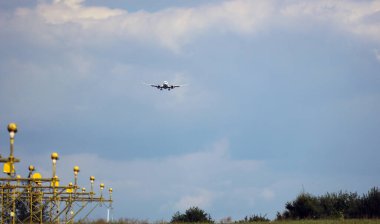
277, 187, 380, 220
80, 187, 380, 223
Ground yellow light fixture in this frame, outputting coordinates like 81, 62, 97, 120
29, 165, 35, 172
51, 152, 59, 163
73, 166, 80, 175
7, 123, 17, 134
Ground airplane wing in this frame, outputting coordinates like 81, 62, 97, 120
143, 82, 161, 89
171, 84, 187, 88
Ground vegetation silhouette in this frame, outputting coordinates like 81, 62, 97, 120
171, 206, 214, 223
79, 187, 380, 223
277, 187, 380, 220
235, 214, 270, 222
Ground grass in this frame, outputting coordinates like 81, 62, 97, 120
82, 219, 380, 224
261, 220, 380, 224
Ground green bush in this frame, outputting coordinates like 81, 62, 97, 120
171, 206, 213, 223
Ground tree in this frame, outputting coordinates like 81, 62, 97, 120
171, 206, 214, 223
362, 187, 380, 218
277, 187, 380, 220
284, 193, 321, 219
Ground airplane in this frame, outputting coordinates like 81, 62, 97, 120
145, 81, 185, 91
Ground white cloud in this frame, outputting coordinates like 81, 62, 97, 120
174, 189, 214, 211
4, 0, 380, 52
133, 0, 274, 51
6, 0, 274, 52
37, 0, 125, 24
281, 1, 380, 42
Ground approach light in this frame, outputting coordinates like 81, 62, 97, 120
28, 165, 35, 172
73, 166, 80, 175
51, 152, 59, 163
7, 123, 17, 138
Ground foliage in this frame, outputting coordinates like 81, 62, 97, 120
277, 187, 380, 220
82, 219, 380, 224
235, 214, 270, 222
171, 206, 214, 223
79, 187, 380, 223
269, 220, 380, 224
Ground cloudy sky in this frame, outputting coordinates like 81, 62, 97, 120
0, 0, 380, 221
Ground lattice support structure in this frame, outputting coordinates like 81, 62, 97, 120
0, 123, 114, 223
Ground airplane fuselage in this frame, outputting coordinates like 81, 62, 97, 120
149, 81, 180, 91
159, 81, 174, 90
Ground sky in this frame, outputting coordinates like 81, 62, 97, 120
0, 0, 380, 221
